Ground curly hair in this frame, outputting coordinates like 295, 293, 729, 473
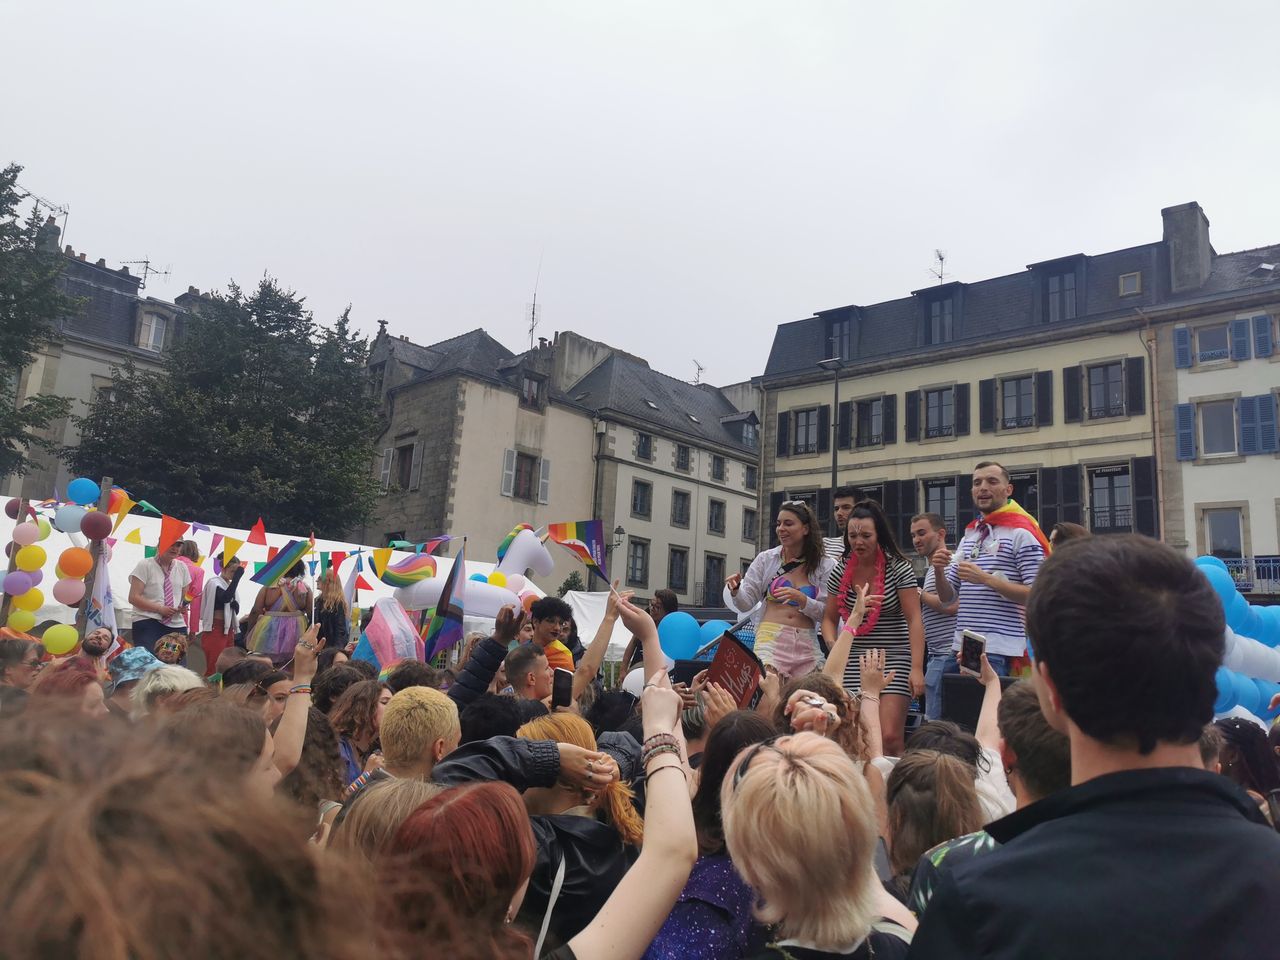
774, 672, 871, 762
327, 679, 382, 743
278, 707, 344, 811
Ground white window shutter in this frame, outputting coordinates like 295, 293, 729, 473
409, 441, 423, 491
379, 448, 393, 491
501, 448, 516, 497
538, 457, 551, 504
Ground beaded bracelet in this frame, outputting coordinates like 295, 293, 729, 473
642, 732, 679, 752
641, 743, 682, 768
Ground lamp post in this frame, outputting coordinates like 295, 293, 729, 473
816, 357, 844, 537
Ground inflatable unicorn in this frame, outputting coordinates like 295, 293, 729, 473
392, 524, 555, 617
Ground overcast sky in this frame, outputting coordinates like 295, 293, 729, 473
5, 1, 1277, 385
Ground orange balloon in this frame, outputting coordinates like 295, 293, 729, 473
521, 593, 537, 612
58, 546, 93, 579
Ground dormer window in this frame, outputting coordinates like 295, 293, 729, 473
520, 374, 544, 409
742, 422, 757, 448
1047, 270, 1077, 322
138, 312, 167, 352
928, 298, 954, 344
828, 316, 854, 360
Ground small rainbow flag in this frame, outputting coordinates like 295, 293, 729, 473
250, 536, 314, 587
379, 553, 438, 588
546, 520, 608, 581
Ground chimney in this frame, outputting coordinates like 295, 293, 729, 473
64, 244, 74, 257
187, 286, 199, 296
96, 258, 106, 267
1162, 202, 1212, 294
78, 252, 86, 261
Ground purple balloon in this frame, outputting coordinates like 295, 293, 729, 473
26, 569, 43, 588
2, 571, 33, 596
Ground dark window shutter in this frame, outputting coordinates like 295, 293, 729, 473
882, 394, 897, 445
1238, 396, 1260, 455
1254, 314, 1275, 358
1124, 356, 1145, 416
1060, 465, 1082, 524
1038, 467, 1060, 532
1259, 394, 1279, 454
1173, 326, 1193, 368
881, 479, 900, 539
1035, 371, 1054, 426
1063, 366, 1083, 423
895, 479, 918, 552
978, 379, 996, 433
818, 487, 832, 537
837, 401, 853, 449
1174, 403, 1197, 461
1131, 456, 1159, 538
954, 383, 971, 436
1230, 317, 1252, 361
776, 411, 790, 458
955, 474, 974, 526
817, 405, 831, 454
905, 391, 920, 442
768, 491, 784, 547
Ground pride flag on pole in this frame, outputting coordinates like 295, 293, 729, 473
423, 541, 467, 661
545, 520, 609, 581
251, 536, 314, 587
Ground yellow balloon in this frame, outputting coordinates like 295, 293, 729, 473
487, 571, 508, 588
12, 587, 44, 611
5, 609, 35, 633
36, 517, 52, 540
14, 545, 46, 573
41, 623, 79, 656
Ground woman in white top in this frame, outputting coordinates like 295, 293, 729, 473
724, 501, 834, 678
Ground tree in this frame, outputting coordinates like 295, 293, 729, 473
71, 278, 383, 538
0, 163, 72, 479
557, 571, 585, 597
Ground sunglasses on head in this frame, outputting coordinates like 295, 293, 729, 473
731, 736, 782, 792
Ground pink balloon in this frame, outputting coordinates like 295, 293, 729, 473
11, 522, 40, 546
505, 573, 526, 593
52, 578, 86, 605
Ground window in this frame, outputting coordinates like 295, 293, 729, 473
928, 298, 954, 344
745, 465, 758, 491
708, 499, 726, 534
368, 362, 386, 396
793, 408, 820, 455
925, 387, 954, 438
741, 559, 753, 577
520, 375, 542, 408
1200, 400, 1236, 456
636, 433, 653, 461
627, 539, 650, 587
711, 455, 726, 481
856, 398, 883, 447
395, 443, 415, 489
668, 547, 689, 592
924, 479, 958, 540
1204, 509, 1243, 560
1087, 362, 1125, 419
703, 554, 726, 607
1047, 271, 1077, 322
676, 444, 691, 471
512, 452, 538, 500
1197, 325, 1230, 363
671, 489, 690, 527
742, 507, 757, 543
385, 531, 405, 546
631, 480, 652, 518
1001, 376, 1035, 429
829, 317, 853, 360
138, 313, 167, 352
1119, 272, 1142, 296
1088, 465, 1132, 533
742, 423, 758, 448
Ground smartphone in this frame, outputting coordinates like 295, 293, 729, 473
551, 668, 574, 708
959, 630, 987, 677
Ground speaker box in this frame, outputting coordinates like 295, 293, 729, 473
940, 674, 1021, 731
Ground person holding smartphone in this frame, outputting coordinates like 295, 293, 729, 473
911, 512, 959, 721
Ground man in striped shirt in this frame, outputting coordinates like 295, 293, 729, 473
931, 462, 1046, 685
912, 512, 959, 720
823, 485, 859, 560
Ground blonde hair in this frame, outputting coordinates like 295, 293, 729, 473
885, 749, 984, 878
721, 732, 879, 949
380, 687, 459, 767
332, 778, 444, 860
130, 666, 205, 720
517, 712, 644, 847
318, 568, 347, 614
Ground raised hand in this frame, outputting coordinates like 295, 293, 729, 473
493, 605, 526, 645
701, 681, 737, 731
785, 689, 841, 736
859, 647, 895, 698
558, 744, 619, 792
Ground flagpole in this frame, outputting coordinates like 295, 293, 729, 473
75, 476, 112, 635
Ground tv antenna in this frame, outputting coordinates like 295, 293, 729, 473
121, 258, 172, 290
526, 250, 545, 350
693, 359, 705, 385
929, 249, 949, 285
16, 183, 70, 245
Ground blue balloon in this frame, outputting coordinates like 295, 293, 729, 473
1226, 592, 1250, 631
699, 619, 731, 647
52, 504, 86, 534
657, 611, 701, 661
1214, 666, 1235, 713
1230, 670, 1262, 715
1195, 555, 1229, 573
66, 477, 101, 506
468, 573, 488, 582
1198, 564, 1239, 612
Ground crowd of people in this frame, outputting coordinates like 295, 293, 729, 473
1, 459, 1278, 958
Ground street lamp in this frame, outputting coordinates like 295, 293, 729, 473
816, 357, 844, 537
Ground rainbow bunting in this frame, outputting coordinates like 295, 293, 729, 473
250, 536, 314, 587
424, 542, 467, 660
545, 520, 609, 580
378, 553, 438, 588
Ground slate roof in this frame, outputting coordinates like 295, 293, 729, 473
386, 328, 518, 384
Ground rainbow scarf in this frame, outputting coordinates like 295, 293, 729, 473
966, 500, 1051, 555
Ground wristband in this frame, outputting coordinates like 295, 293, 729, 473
859, 694, 879, 703
645, 762, 687, 783
642, 733, 679, 751
289, 684, 312, 695
641, 743, 682, 768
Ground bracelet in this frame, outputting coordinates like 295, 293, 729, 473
645, 762, 687, 783
859, 694, 879, 703
289, 684, 313, 695
642, 733, 679, 752
641, 743, 682, 768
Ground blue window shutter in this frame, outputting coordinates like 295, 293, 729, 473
1174, 403, 1197, 461
1238, 396, 1259, 455
1258, 394, 1279, 454
1254, 315, 1275, 358
1230, 318, 1252, 361
1173, 326, 1193, 368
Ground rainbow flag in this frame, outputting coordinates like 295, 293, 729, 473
379, 553, 438, 588
546, 520, 608, 580
250, 536, 314, 587
423, 542, 467, 661
966, 500, 1051, 555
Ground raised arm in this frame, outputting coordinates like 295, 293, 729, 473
857, 648, 892, 760
930, 545, 957, 606
448, 605, 524, 710
615, 596, 664, 683
575, 583, 630, 700
974, 653, 1003, 751
272, 623, 320, 775
901, 585, 926, 699
822, 584, 876, 682
429, 735, 614, 794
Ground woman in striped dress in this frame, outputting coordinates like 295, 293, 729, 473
822, 500, 924, 758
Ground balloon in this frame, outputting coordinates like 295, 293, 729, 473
58, 547, 93, 579
35, 517, 51, 540
26, 569, 43, 588
11, 522, 39, 546
1198, 564, 1239, 611
699, 619, 732, 647
622, 666, 646, 698
657, 611, 701, 661
1214, 666, 1235, 713
41, 624, 79, 656
4, 498, 19, 520
487, 571, 508, 588
53, 504, 86, 533
2, 572, 33, 596
12, 588, 44, 612
52, 578, 86, 605
14, 545, 46, 572
469, 573, 489, 582
1195, 555, 1230, 573
5, 609, 35, 633
505, 574, 526, 593
522, 593, 537, 612
1230, 670, 1261, 715
67, 477, 101, 505
1226, 592, 1250, 631
80, 510, 112, 540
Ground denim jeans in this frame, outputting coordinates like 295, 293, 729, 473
924, 654, 951, 720
940, 652, 1011, 718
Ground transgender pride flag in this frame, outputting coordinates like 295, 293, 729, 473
545, 520, 608, 581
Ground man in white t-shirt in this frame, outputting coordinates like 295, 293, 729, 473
128, 541, 192, 654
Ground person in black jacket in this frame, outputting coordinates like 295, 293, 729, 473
448, 605, 526, 711
910, 535, 1280, 960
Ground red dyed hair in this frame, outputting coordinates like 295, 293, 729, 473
30, 658, 100, 699
387, 782, 536, 939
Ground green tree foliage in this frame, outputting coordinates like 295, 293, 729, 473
557, 571, 586, 597
71, 279, 382, 538
0, 163, 72, 479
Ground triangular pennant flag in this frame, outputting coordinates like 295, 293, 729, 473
124, 528, 143, 545
330, 550, 347, 573
371, 548, 392, 578
191, 522, 210, 533
110, 493, 137, 533
144, 546, 157, 558
213, 555, 223, 576
388, 539, 413, 549
209, 533, 224, 557
254, 562, 267, 574
319, 551, 330, 573
137, 500, 162, 516
222, 537, 244, 565
356, 575, 375, 591
156, 515, 190, 556
106, 537, 117, 548
267, 545, 279, 562
355, 554, 364, 572
308, 560, 319, 576
247, 517, 267, 546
